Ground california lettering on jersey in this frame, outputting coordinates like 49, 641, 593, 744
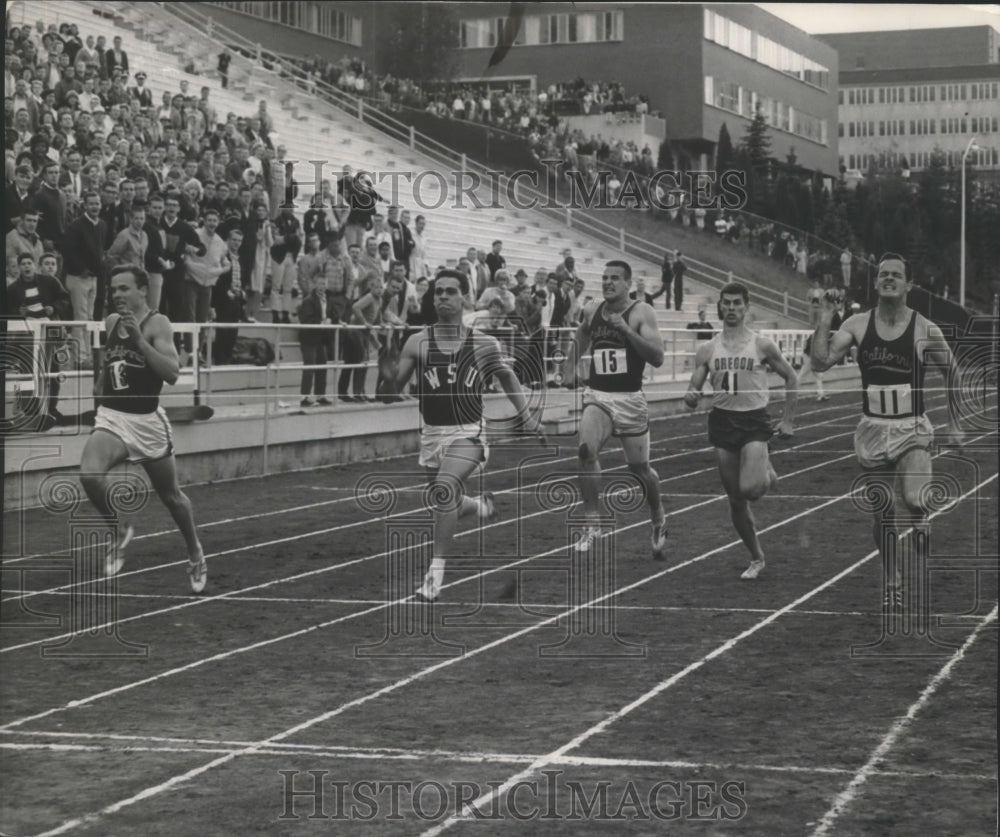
713, 356, 756, 371
859, 344, 912, 373
590, 321, 621, 343
103, 343, 147, 367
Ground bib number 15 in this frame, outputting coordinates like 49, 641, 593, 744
594, 348, 628, 375
108, 360, 129, 391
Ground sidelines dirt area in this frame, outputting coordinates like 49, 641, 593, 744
1, 392, 996, 836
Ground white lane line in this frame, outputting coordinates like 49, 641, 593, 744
21, 469, 996, 836
27, 590, 881, 617
808, 603, 999, 836
2, 741, 994, 783
2, 399, 865, 577
22, 475, 960, 837
415, 473, 998, 836
0, 424, 870, 654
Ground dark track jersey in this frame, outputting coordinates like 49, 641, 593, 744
587, 301, 645, 393
100, 312, 163, 414
417, 327, 485, 426
857, 309, 925, 418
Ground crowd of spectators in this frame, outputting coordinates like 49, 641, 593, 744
4, 20, 611, 420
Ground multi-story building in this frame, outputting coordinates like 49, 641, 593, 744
450, 3, 839, 175
820, 27, 1000, 173
203, 2, 841, 176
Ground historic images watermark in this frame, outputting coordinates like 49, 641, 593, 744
353, 452, 649, 659
1, 469, 150, 659
284, 163, 749, 213
278, 770, 748, 822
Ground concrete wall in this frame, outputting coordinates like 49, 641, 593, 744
562, 113, 665, 151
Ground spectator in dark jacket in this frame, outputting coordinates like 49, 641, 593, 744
28, 161, 67, 252
61, 191, 108, 366
210, 228, 246, 364
159, 193, 206, 327
105, 36, 128, 77
296, 272, 335, 405
142, 193, 169, 311
8, 252, 73, 423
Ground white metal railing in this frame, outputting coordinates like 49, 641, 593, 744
5, 320, 821, 403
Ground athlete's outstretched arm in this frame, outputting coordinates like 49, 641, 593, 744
393, 330, 421, 390
811, 297, 858, 372
572, 303, 595, 384
760, 337, 798, 436
474, 334, 540, 434
921, 319, 967, 445
684, 340, 713, 408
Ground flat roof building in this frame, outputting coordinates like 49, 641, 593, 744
205, 2, 841, 176
450, 3, 840, 175
820, 27, 1000, 173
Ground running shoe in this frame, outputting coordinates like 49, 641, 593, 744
414, 581, 439, 603
740, 558, 765, 580
187, 553, 208, 594
574, 526, 601, 553
105, 523, 135, 577
480, 492, 500, 523
651, 522, 669, 561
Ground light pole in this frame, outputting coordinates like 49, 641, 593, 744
960, 136, 979, 307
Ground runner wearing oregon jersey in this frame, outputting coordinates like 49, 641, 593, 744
685, 282, 798, 579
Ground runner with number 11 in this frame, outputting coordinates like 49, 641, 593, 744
685, 283, 798, 579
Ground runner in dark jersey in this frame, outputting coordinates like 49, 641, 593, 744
393, 269, 541, 602
571, 260, 669, 559
80, 265, 207, 593
811, 252, 964, 613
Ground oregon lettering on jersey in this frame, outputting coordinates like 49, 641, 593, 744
857, 310, 925, 418
708, 331, 770, 411
418, 327, 485, 426
588, 302, 646, 393
101, 312, 163, 414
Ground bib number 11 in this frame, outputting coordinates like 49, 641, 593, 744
867, 383, 912, 417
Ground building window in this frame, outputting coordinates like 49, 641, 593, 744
214, 2, 361, 46
481, 10, 622, 47
705, 10, 827, 88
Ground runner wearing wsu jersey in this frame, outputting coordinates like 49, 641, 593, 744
80, 265, 207, 593
811, 253, 964, 611
394, 269, 540, 602
686, 283, 799, 580
572, 260, 670, 560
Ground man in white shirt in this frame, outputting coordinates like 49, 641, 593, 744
408, 213, 430, 280
184, 207, 228, 339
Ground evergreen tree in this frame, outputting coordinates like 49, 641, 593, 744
715, 123, 735, 173
739, 103, 772, 173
